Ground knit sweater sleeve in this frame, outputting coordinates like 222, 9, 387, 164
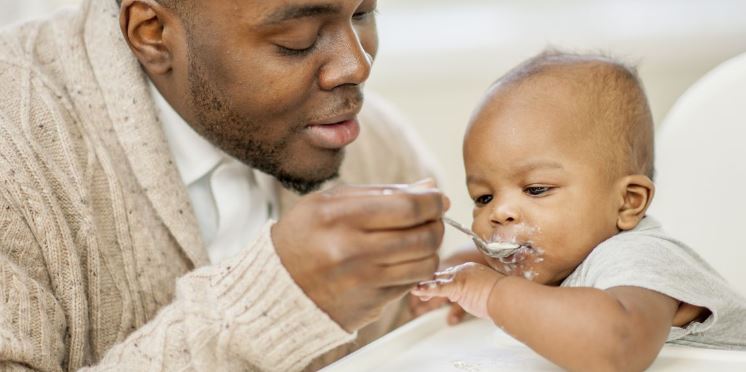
0, 175, 65, 372
0, 248, 68, 372
87, 222, 355, 371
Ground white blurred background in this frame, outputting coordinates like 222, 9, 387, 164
3, 0, 746, 256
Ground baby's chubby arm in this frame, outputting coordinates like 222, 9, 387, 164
412, 263, 679, 372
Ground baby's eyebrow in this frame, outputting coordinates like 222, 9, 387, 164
466, 174, 484, 184
465, 160, 564, 184
511, 160, 564, 176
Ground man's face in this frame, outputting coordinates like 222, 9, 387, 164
173, 0, 378, 193
463, 85, 622, 285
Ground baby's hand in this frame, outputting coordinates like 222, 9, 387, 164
411, 262, 504, 320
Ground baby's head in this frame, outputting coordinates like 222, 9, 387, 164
464, 51, 655, 284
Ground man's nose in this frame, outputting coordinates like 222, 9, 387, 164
318, 27, 373, 90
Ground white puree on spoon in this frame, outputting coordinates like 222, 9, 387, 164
484, 241, 521, 251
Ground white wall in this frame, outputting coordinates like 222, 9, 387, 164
0, 0, 77, 26
3, 0, 746, 255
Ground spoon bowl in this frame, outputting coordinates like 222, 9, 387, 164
442, 216, 524, 260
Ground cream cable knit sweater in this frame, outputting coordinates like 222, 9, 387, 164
0, 0, 436, 371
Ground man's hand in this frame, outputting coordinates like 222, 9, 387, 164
411, 262, 504, 321
272, 180, 447, 333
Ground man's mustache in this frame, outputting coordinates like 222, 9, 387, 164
307, 90, 364, 123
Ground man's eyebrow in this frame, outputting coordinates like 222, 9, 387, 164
262, 4, 342, 25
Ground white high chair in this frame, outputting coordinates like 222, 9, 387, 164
649, 52, 746, 297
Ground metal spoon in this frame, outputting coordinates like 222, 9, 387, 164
442, 216, 523, 259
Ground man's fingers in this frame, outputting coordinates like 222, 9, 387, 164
379, 284, 417, 303
318, 188, 446, 230
408, 293, 423, 311
365, 221, 444, 264
374, 254, 439, 287
407, 179, 451, 211
325, 178, 437, 196
322, 183, 412, 197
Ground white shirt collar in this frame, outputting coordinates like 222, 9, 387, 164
148, 81, 279, 220
148, 82, 223, 186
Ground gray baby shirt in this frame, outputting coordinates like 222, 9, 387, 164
561, 216, 746, 350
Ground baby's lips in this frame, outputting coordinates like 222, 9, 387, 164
491, 244, 537, 266
510, 249, 531, 263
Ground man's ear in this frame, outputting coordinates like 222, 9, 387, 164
616, 175, 655, 231
119, 0, 178, 75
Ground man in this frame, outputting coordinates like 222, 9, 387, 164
0, 0, 446, 370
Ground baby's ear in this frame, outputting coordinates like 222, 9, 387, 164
616, 175, 655, 231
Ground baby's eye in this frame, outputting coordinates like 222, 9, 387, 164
474, 194, 493, 206
524, 186, 552, 197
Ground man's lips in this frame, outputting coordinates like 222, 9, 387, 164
305, 117, 360, 150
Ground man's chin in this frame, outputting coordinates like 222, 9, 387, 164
275, 147, 345, 194
277, 171, 340, 195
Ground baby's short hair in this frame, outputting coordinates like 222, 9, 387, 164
491, 50, 655, 180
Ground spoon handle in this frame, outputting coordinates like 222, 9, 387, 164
442, 216, 486, 245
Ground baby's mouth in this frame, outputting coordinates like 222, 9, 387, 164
492, 242, 536, 264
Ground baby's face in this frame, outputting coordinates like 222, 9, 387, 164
464, 87, 622, 285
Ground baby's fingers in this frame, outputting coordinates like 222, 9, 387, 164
447, 303, 467, 325
411, 278, 461, 302
409, 293, 449, 317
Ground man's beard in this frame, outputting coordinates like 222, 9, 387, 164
185, 51, 340, 195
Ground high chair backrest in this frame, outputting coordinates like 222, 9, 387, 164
649, 52, 746, 297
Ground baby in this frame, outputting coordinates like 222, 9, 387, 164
412, 51, 746, 371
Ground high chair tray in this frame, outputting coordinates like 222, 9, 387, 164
323, 307, 746, 371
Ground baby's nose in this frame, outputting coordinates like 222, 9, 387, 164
489, 203, 521, 226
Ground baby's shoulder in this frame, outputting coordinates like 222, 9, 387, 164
587, 223, 685, 265
563, 219, 711, 288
